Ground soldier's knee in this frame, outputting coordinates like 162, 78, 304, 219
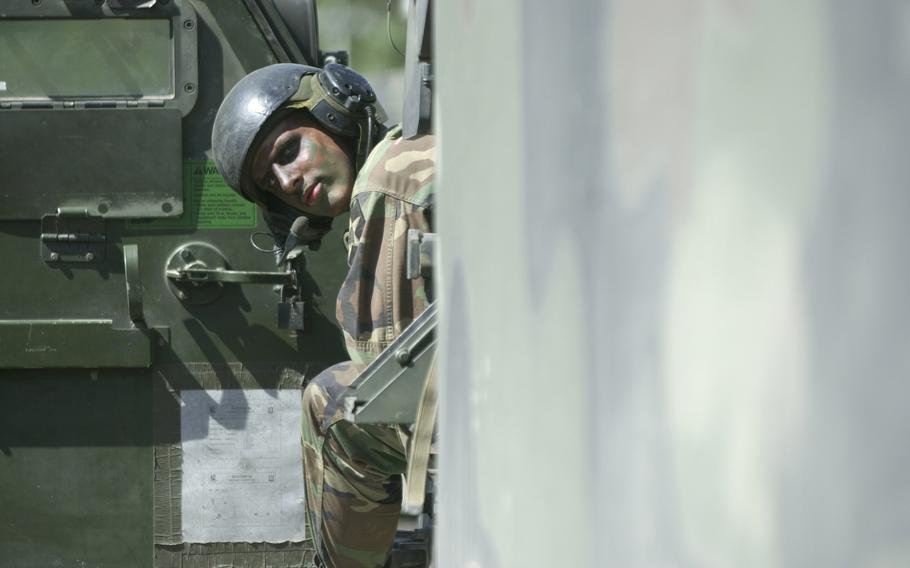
303, 362, 358, 435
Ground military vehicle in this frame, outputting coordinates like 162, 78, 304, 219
0, 1, 433, 566
7, 1, 910, 567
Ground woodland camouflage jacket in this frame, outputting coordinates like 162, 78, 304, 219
336, 125, 436, 365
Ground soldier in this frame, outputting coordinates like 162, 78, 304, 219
211, 63, 435, 568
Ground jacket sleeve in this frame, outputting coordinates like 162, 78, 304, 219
337, 190, 433, 365
335, 132, 436, 365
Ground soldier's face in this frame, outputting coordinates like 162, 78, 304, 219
250, 112, 355, 217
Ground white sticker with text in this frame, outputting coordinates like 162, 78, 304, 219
181, 389, 306, 543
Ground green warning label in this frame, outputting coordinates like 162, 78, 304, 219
128, 160, 257, 230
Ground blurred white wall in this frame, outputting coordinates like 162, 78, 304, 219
367, 69, 404, 126
437, 1, 910, 566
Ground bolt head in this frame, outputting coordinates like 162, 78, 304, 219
49, 252, 59, 262
395, 349, 411, 366
180, 249, 191, 260
85, 252, 95, 262
177, 290, 189, 301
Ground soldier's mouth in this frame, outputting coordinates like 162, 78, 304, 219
302, 181, 322, 206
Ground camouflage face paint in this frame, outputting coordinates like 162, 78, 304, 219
250, 111, 355, 218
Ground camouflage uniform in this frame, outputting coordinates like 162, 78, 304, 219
302, 126, 435, 568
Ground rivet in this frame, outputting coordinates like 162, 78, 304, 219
49, 252, 59, 262
177, 290, 189, 301
395, 348, 411, 366
85, 252, 95, 262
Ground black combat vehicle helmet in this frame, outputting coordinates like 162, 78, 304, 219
211, 62, 387, 203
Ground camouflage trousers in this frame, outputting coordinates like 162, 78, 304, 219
302, 362, 408, 568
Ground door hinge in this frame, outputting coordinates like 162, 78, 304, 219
41, 208, 106, 264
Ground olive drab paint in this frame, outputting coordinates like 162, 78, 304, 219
128, 161, 258, 231
0, 2, 344, 567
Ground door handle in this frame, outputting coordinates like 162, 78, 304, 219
165, 266, 293, 285
123, 244, 144, 324
163, 243, 303, 329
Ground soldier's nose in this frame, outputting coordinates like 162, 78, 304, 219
272, 163, 300, 195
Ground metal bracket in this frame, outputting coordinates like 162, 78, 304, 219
41, 208, 106, 264
344, 302, 438, 424
402, 0, 433, 138
108, 0, 159, 8
402, 350, 438, 515
406, 230, 436, 280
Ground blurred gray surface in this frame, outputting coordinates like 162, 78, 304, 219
437, 0, 910, 566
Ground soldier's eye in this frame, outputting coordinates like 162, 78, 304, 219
276, 139, 299, 165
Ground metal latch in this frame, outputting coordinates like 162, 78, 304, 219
406, 230, 436, 280
41, 208, 106, 263
166, 266, 294, 285
420, 61, 434, 88
164, 242, 305, 331
165, 242, 294, 303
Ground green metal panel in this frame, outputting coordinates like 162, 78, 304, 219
0, 0, 199, 116
0, 320, 152, 368
0, 109, 184, 220
0, 1, 342, 566
0, 372, 153, 568
0, 19, 174, 99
